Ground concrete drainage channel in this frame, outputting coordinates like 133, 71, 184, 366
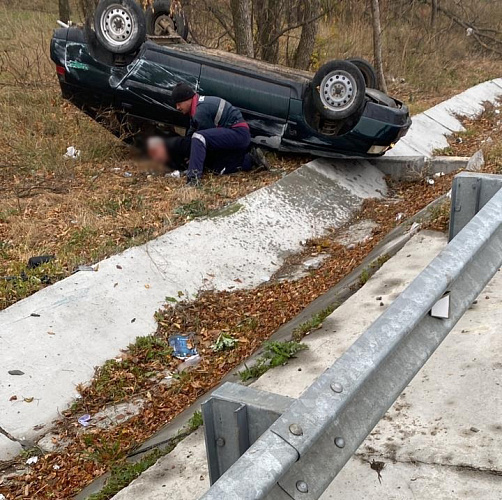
0, 79, 501, 496
75, 187, 455, 500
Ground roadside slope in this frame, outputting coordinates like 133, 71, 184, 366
0, 160, 386, 460
112, 231, 502, 500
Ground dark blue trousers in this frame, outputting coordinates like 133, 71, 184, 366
188, 127, 252, 180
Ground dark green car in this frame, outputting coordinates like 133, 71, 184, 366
50, 0, 411, 158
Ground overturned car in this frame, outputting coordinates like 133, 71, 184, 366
50, 0, 411, 158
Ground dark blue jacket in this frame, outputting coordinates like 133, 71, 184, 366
189, 96, 246, 135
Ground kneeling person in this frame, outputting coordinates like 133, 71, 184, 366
171, 83, 252, 184
147, 135, 254, 176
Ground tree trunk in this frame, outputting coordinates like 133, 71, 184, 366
254, 0, 281, 63
431, 0, 438, 29
230, 0, 254, 57
58, 0, 71, 23
370, 0, 387, 93
293, 0, 321, 70
78, 0, 99, 22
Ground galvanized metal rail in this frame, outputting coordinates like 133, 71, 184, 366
200, 173, 502, 500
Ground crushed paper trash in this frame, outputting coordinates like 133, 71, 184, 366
64, 146, 81, 159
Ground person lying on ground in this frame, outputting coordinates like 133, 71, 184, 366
146, 135, 267, 177
170, 83, 268, 185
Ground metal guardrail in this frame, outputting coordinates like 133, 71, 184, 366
200, 173, 502, 500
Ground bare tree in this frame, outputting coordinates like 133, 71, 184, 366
254, 0, 282, 63
78, 0, 99, 21
431, 0, 438, 29
293, 0, 322, 69
370, 0, 387, 93
58, 0, 71, 23
230, 0, 254, 57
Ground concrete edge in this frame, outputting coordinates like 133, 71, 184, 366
369, 155, 471, 181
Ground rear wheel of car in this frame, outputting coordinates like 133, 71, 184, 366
145, 0, 189, 40
94, 0, 147, 55
312, 60, 366, 121
346, 57, 378, 89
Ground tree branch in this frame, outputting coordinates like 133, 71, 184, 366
261, 11, 326, 48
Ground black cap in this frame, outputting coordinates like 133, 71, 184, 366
171, 83, 196, 104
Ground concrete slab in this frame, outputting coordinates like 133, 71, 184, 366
370, 156, 469, 181
0, 435, 22, 461
385, 78, 502, 159
111, 231, 502, 499
0, 159, 386, 459
325, 457, 502, 499
386, 138, 430, 158
423, 108, 466, 133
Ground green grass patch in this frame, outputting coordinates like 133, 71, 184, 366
359, 254, 391, 286
292, 304, 337, 341
174, 199, 209, 219
239, 340, 308, 382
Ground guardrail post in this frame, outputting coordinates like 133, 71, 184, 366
449, 172, 502, 240
202, 383, 294, 484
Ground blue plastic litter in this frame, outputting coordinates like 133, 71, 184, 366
169, 334, 198, 360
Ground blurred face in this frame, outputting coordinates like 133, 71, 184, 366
176, 97, 193, 115
147, 140, 169, 164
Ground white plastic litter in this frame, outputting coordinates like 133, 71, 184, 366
395, 213, 405, 222
168, 170, 181, 178
26, 456, 39, 465
63, 146, 81, 159
0, 494, 6, 500
427, 178, 435, 185
409, 222, 421, 234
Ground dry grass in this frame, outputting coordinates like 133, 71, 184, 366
0, 1, 295, 309
312, 0, 502, 114
0, 0, 500, 310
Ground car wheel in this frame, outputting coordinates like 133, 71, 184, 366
94, 0, 147, 55
145, 0, 189, 40
312, 60, 366, 121
346, 57, 378, 89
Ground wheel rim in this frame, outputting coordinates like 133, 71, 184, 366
100, 4, 136, 48
320, 70, 357, 112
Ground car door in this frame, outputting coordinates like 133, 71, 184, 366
198, 65, 291, 141
116, 44, 201, 127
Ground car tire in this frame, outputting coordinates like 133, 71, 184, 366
145, 0, 189, 40
312, 60, 366, 121
94, 0, 147, 55
346, 57, 378, 89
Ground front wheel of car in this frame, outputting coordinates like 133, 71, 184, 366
312, 60, 366, 121
94, 0, 147, 55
